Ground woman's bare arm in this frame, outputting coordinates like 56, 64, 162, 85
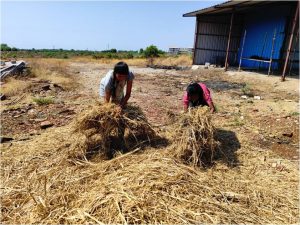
183, 104, 188, 112
208, 102, 216, 113
105, 90, 111, 103
120, 80, 133, 107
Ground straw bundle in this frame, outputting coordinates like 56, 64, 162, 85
70, 103, 155, 160
170, 107, 219, 167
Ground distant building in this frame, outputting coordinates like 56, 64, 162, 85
183, 0, 299, 79
169, 47, 193, 55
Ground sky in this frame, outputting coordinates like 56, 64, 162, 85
1, 1, 223, 51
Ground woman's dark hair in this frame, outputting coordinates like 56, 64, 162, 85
186, 82, 203, 98
186, 82, 208, 106
113, 61, 129, 75
111, 62, 129, 98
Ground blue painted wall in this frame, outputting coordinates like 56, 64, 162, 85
238, 4, 292, 70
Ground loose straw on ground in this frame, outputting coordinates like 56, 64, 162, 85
1, 104, 298, 224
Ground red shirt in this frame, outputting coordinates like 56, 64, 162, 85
183, 83, 213, 107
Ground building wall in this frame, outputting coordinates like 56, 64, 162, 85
169, 47, 193, 55
194, 14, 243, 66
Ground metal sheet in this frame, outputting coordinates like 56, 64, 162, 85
0, 61, 26, 80
237, 4, 293, 70
194, 14, 242, 65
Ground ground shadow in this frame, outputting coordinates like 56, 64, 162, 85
213, 128, 241, 167
125, 133, 170, 150
233, 68, 299, 78
85, 133, 169, 160
204, 80, 245, 92
84, 127, 240, 166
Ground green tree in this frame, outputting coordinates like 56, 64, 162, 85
144, 45, 159, 58
125, 53, 134, 59
139, 48, 144, 54
1, 43, 11, 51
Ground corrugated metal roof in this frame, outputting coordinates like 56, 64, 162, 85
183, 0, 271, 17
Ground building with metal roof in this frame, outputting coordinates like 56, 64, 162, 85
168, 47, 193, 55
183, 0, 299, 80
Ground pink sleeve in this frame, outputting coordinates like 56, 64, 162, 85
199, 83, 213, 105
183, 91, 189, 107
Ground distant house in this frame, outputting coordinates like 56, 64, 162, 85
169, 47, 193, 55
183, 0, 299, 79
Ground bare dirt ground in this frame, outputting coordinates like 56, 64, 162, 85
1, 61, 299, 162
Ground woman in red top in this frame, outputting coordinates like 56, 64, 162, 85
183, 82, 215, 113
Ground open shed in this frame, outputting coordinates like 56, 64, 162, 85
183, 0, 299, 80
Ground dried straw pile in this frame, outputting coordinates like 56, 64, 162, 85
69, 103, 156, 160
170, 107, 219, 167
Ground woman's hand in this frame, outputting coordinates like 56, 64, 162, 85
208, 102, 216, 113
183, 105, 188, 113
116, 105, 123, 114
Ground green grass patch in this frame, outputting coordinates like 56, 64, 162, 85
33, 97, 54, 105
241, 84, 254, 97
289, 111, 300, 117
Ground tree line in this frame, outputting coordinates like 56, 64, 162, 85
1, 44, 165, 59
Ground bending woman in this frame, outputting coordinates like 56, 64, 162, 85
99, 61, 134, 108
183, 82, 215, 113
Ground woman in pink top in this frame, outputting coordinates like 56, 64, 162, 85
183, 82, 215, 113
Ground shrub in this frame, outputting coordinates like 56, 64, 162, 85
241, 84, 254, 97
